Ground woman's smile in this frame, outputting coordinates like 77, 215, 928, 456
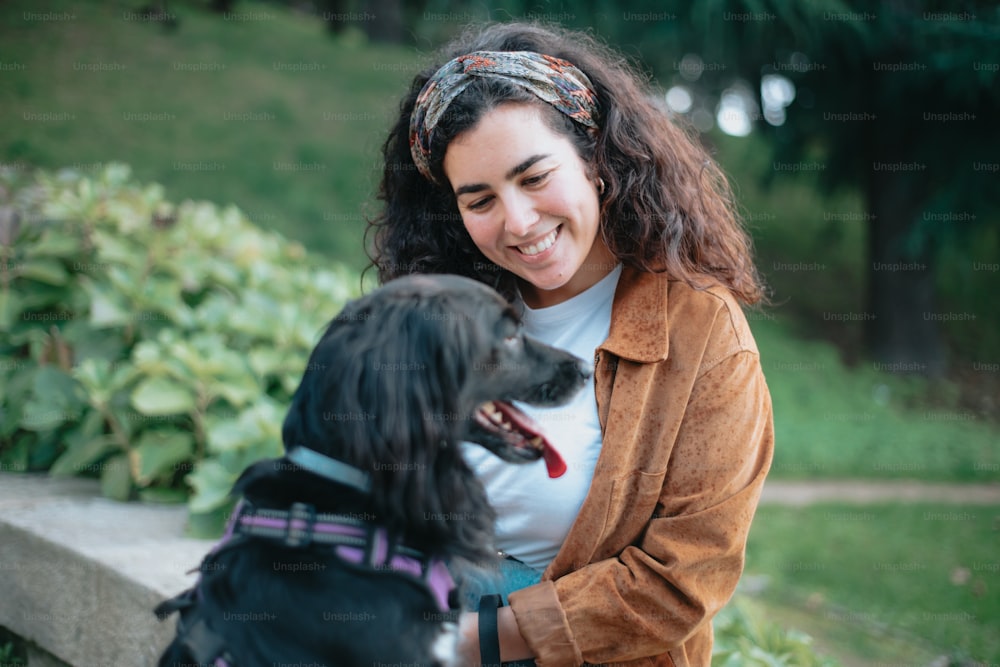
514, 225, 560, 257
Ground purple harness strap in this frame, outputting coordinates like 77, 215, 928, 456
232, 503, 456, 613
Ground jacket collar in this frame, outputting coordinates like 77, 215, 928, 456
600, 266, 670, 363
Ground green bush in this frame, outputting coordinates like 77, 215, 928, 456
714, 601, 840, 667
0, 164, 358, 534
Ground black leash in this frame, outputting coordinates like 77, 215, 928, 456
478, 593, 503, 667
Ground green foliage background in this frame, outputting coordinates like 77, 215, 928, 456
1, 164, 357, 534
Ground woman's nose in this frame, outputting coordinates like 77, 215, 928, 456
502, 191, 539, 237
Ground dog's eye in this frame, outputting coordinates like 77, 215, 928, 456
499, 317, 522, 346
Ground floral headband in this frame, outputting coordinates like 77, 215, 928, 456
408, 50, 600, 183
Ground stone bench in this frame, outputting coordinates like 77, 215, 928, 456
0, 473, 214, 666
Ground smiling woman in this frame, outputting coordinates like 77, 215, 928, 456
444, 103, 611, 308
366, 21, 774, 667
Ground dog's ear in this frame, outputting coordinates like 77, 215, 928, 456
365, 293, 497, 560
280, 292, 464, 488
371, 296, 494, 556
279, 287, 496, 559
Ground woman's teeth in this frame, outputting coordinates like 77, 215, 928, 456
518, 228, 558, 256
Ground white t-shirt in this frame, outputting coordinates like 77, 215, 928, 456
462, 264, 622, 571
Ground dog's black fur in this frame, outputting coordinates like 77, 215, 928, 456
157, 274, 590, 667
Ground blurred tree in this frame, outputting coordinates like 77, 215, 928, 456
361, 0, 404, 42
316, 0, 404, 41
208, 0, 237, 13
616, 0, 1000, 375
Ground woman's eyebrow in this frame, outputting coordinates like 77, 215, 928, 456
506, 154, 549, 179
453, 154, 551, 196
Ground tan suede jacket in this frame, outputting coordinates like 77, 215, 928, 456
507, 267, 774, 667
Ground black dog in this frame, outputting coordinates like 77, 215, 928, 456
156, 274, 590, 667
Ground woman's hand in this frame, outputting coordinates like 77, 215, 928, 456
455, 611, 481, 666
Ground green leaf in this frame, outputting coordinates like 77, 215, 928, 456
99, 454, 133, 501
83, 279, 132, 329
247, 346, 288, 377
129, 430, 194, 486
205, 399, 283, 454
49, 434, 118, 476
130, 375, 197, 416
102, 162, 132, 185
61, 319, 129, 366
18, 259, 69, 286
14, 283, 70, 314
205, 417, 259, 454
92, 228, 141, 268
227, 292, 281, 338
73, 357, 111, 404
0, 433, 31, 473
0, 363, 35, 436
26, 229, 83, 260
19, 397, 69, 431
0, 290, 17, 331
187, 459, 238, 513
33, 365, 85, 412
72, 355, 136, 404
210, 375, 260, 409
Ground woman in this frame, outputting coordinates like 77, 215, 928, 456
366, 21, 774, 667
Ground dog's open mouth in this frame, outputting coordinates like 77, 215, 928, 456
475, 401, 567, 478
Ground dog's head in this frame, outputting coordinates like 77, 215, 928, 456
275, 274, 590, 558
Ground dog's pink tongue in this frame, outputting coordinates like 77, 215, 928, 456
494, 401, 567, 478
541, 442, 567, 478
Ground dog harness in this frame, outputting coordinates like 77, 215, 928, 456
230, 500, 457, 611
156, 450, 458, 667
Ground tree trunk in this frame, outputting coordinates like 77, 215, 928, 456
865, 169, 946, 376
321, 0, 349, 34
361, 0, 403, 43
209, 0, 236, 13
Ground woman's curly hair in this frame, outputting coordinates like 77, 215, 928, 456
366, 21, 766, 306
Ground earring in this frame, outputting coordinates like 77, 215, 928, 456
596, 178, 606, 195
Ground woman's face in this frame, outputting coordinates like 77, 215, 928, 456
442, 103, 615, 309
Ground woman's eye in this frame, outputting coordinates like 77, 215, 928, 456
467, 196, 493, 211
523, 172, 549, 187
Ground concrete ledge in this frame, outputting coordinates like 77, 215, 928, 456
0, 473, 214, 667
760, 479, 1000, 506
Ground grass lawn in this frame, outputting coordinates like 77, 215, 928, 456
1, 0, 420, 272
751, 314, 1000, 482
743, 503, 1000, 663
